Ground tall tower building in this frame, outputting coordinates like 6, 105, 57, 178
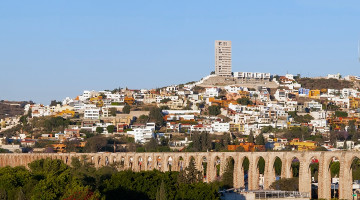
215, 40, 232, 76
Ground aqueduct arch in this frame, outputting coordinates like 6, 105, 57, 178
0, 151, 359, 199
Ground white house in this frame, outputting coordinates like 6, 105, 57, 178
211, 122, 230, 133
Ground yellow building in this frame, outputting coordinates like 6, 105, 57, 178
54, 109, 75, 118
350, 97, 360, 109
308, 90, 321, 99
289, 139, 317, 151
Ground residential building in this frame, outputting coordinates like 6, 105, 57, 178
215, 40, 232, 76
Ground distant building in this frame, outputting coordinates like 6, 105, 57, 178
215, 40, 232, 76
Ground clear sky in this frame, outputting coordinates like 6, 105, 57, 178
1, 0, 360, 104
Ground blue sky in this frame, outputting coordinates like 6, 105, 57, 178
1, 0, 360, 104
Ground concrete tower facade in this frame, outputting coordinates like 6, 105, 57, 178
215, 40, 232, 76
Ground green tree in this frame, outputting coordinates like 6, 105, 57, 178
122, 105, 131, 114
149, 107, 164, 126
335, 111, 348, 118
106, 125, 115, 134
330, 161, 340, 178
156, 180, 167, 200
84, 135, 107, 152
208, 105, 221, 116
248, 131, 254, 143
236, 97, 253, 105
96, 127, 104, 134
138, 115, 149, 123
109, 107, 117, 116
270, 177, 299, 191
221, 158, 234, 188
178, 158, 203, 184
255, 133, 265, 145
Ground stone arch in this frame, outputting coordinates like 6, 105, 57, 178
120, 156, 125, 168
289, 156, 300, 178
129, 156, 134, 169
240, 156, 250, 190
188, 155, 196, 168
166, 156, 173, 171
105, 156, 109, 166
146, 156, 153, 170
325, 155, 340, 199
222, 156, 235, 188
200, 156, 208, 182
137, 156, 143, 171
308, 156, 320, 199
65, 156, 69, 165
155, 156, 162, 170
214, 156, 221, 180
97, 156, 101, 167
255, 156, 266, 190
273, 156, 283, 179
178, 156, 184, 171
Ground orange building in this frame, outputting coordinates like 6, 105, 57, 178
228, 143, 265, 152
208, 97, 238, 108
124, 96, 135, 105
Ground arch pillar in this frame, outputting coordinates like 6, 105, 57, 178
339, 156, 352, 200
264, 155, 275, 190
248, 155, 258, 190
233, 155, 243, 188
317, 153, 330, 200
298, 158, 311, 196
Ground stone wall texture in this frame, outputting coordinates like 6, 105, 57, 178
0, 151, 358, 200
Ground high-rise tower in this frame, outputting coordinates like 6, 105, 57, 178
215, 40, 232, 76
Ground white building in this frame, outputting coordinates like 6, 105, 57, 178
84, 107, 100, 119
127, 128, 154, 143
205, 87, 219, 97
215, 40, 232, 76
211, 122, 230, 133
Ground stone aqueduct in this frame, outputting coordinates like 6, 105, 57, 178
0, 152, 359, 199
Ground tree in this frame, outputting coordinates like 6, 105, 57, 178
248, 131, 254, 143
221, 158, 234, 188
156, 180, 167, 200
122, 105, 131, 114
236, 97, 253, 106
235, 146, 245, 152
64, 139, 80, 153
208, 105, 221, 116
137, 115, 149, 123
96, 127, 104, 134
335, 111, 348, 118
330, 161, 340, 178
255, 133, 265, 145
84, 135, 107, 152
178, 158, 203, 184
109, 107, 117, 116
160, 98, 171, 104
107, 125, 115, 134
149, 107, 164, 126
50, 100, 62, 107
314, 146, 328, 151
270, 178, 299, 191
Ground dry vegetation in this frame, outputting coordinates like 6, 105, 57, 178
297, 78, 353, 90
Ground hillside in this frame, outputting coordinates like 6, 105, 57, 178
297, 78, 353, 90
0, 100, 31, 119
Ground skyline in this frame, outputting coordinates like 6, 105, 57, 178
1, 0, 360, 104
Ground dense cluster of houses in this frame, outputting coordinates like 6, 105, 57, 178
2, 72, 360, 153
